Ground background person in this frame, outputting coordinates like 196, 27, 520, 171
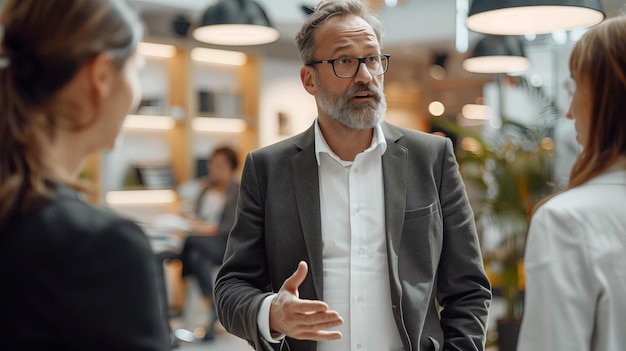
174, 145, 240, 342
518, 16, 626, 351
214, 1, 491, 350
0, 1, 170, 350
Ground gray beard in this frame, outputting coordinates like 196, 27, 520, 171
316, 78, 387, 130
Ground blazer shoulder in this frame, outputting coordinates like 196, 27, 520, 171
24, 194, 150, 253
249, 126, 314, 162
384, 122, 449, 151
537, 181, 624, 228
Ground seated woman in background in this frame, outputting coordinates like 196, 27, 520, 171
0, 1, 169, 350
176, 145, 240, 342
518, 16, 626, 351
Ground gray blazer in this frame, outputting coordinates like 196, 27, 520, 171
215, 122, 491, 351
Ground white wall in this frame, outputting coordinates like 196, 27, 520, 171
525, 37, 579, 187
102, 58, 172, 193
190, 62, 241, 159
258, 58, 317, 147
140, 57, 169, 105
481, 35, 582, 189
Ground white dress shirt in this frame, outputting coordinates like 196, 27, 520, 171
257, 120, 403, 351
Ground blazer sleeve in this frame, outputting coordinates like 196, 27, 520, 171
436, 138, 492, 350
517, 206, 597, 351
64, 218, 170, 351
214, 153, 276, 350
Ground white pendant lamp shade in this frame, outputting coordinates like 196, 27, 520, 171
193, 0, 280, 46
463, 35, 531, 74
467, 0, 605, 35
463, 55, 530, 74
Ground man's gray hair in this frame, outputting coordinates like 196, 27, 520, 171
295, 0, 383, 64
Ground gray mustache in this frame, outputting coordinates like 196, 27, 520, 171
349, 84, 382, 101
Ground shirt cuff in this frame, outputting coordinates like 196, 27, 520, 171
257, 294, 285, 343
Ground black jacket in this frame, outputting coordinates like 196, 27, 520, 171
0, 183, 170, 351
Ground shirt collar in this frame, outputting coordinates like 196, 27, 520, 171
314, 119, 387, 165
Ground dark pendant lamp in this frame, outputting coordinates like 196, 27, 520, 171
193, 0, 280, 46
462, 35, 530, 74
467, 0, 605, 35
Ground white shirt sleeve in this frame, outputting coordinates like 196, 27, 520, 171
517, 206, 597, 351
257, 294, 285, 343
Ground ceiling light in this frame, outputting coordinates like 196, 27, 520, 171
192, 117, 247, 133
462, 35, 530, 74
105, 189, 177, 205
462, 104, 491, 120
467, 0, 605, 35
428, 101, 446, 116
193, 0, 280, 46
461, 137, 484, 154
123, 115, 175, 130
190, 47, 247, 66
137, 42, 176, 58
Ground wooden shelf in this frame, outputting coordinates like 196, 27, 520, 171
81, 42, 260, 206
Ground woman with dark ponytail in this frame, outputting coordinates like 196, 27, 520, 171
0, 1, 169, 350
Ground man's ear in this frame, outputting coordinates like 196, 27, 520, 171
87, 53, 115, 100
300, 66, 317, 96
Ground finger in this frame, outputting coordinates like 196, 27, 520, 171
315, 330, 343, 340
281, 261, 308, 295
294, 330, 343, 342
284, 310, 343, 333
295, 310, 343, 327
286, 299, 331, 314
288, 313, 343, 341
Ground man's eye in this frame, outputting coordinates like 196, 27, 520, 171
335, 58, 354, 65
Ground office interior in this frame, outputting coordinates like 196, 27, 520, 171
4, 0, 625, 350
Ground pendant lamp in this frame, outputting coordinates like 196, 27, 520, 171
193, 0, 280, 46
467, 0, 605, 35
462, 35, 530, 74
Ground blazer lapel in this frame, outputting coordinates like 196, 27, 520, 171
381, 123, 407, 292
291, 126, 324, 300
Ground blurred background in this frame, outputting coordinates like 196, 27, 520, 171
3, 0, 625, 350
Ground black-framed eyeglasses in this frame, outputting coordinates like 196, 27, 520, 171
306, 54, 390, 79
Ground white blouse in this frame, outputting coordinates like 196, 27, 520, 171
518, 168, 626, 351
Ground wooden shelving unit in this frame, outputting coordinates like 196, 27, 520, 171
81, 41, 260, 209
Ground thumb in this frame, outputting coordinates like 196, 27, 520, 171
281, 261, 308, 296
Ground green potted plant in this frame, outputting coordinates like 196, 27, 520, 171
433, 75, 559, 351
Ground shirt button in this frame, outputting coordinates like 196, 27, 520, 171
357, 344, 362, 349
356, 296, 363, 303
356, 248, 364, 255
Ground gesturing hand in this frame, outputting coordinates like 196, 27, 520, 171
269, 261, 343, 341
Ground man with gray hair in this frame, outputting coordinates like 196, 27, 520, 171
215, 1, 491, 350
